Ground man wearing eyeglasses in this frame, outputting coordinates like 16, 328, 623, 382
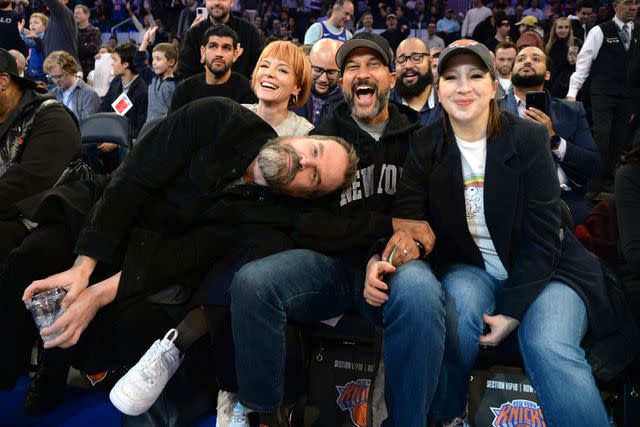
43, 50, 100, 122
390, 38, 441, 127
291, 38, 343, 126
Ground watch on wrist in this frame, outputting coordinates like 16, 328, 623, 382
550, 134, 561, 150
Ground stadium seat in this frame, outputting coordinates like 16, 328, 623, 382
80, 113, 132, 174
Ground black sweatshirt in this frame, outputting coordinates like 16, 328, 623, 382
293, 100, 422, 268
0, 9, 27, 56
169, 72, 257, 113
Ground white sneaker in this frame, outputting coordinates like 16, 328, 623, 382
215, 391, 240, 427
109, 329, 183, 416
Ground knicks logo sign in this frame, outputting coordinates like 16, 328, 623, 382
336, 379, 370, 427
490, 399, 547, 427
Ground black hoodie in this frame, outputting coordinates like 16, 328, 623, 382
293, 100, 422, 267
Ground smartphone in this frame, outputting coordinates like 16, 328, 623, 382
196, 7, 208, 19
526, 91, 546, 114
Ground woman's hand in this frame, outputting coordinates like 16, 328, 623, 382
363, 255, 395, 307
479, 313, 520, 346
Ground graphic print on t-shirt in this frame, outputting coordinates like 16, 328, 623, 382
464, 173, 484, 219
457, 137, 508, 279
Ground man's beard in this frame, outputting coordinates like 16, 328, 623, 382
345, 79, 390, 121
257, 140, 301, 190
511, 70, 546, 88
210, 7, 230, 23
206, 58, 232, 77
395, 70, 433, 99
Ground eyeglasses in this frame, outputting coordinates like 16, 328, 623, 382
311, 65, 340, 79
46, 73, 65, 81
396, 52, 429, 65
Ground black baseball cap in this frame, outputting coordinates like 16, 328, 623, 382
335, 32, 393, 71
0, 48, 36, 89
437, 39, 496, 78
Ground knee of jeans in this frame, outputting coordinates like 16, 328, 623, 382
387, 264, 444, 320
444, 289, 487, 340
230, 262, 277, 309
517, 324, 583, 366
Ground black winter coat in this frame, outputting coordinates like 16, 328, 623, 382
0, 87, 80, 218
74, 97, 296, 301
394, 113, 639, 380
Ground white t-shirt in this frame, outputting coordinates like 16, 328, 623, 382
242, 104, 314, 136
457, 136, 508, 280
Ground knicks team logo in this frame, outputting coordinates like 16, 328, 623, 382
490, 399, 547, 427
336, 379, 370, 427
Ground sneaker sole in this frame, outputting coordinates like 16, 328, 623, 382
109, 377, 156, 416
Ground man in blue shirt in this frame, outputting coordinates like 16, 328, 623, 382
303, 0, 354, 44
436, 8, 461, 45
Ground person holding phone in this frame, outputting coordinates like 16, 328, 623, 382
178, 0, 263, 80
501, 46, 599, 225
385, 40, 631, 427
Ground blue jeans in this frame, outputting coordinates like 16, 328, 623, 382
230, 249, 445, 427
430, 264, 609, 426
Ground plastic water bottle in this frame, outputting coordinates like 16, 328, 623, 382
228, 402, 249, 427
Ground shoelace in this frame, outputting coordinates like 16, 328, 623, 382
132, 330, 179, 387
129, 342, 173, 387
